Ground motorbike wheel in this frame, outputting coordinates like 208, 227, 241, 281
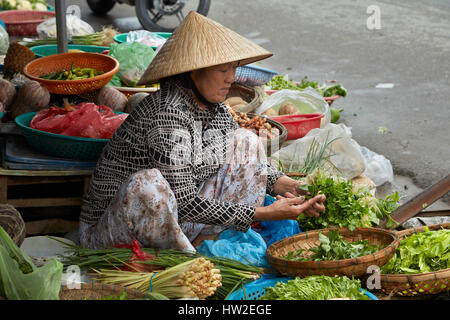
136, 0, 211, 32
87, 0, 116, 15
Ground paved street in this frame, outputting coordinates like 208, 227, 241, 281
48, 0, 450, 205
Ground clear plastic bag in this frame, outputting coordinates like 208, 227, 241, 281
271, 123, 366, 180
255, 88, 331, 127
37, 5, 94, 39
126, 30, 167, 49
0, 24, 9, 55
107, 42, 156, 87
0, 227, 63, 300
360, 146, 394, 187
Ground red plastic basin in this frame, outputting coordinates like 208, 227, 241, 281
270, 113, 324, 140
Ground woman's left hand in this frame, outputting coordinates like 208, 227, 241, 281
272, 175, 309, 198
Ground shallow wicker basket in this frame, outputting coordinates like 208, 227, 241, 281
0, 10, 55, 36
226, 83, 264, 113
266, 227, 400, 278
59, 281, 148, 300
378, 223, 450, 297
23, 52, 120, 95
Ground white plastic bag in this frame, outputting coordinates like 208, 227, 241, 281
126, 30, 167, 48
37, 5, 94, 39
255, 88, 331, 127
270, 123, 366, 180
359, 146, 394, 187
0, 24, 9, 55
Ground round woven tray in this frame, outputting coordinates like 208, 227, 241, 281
266, 227, 399, 277
59, 281, 147, 300
23, 52, 120, 95
378, 223, 450, 297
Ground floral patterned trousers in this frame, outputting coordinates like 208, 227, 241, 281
79, 129, 268, 252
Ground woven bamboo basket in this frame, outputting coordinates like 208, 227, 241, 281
266, 227, 399, 278
0, 204, 26, 247
23, 52, 120, 95
378, 222, 450, 297
226, 83, 264, 113
59, 280, 148, 300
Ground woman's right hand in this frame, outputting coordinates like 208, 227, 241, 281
254, 194, 326, 221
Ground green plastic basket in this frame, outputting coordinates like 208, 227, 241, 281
15, 112, 112, 161
31, 44, 109, 58
113, 32, 171, 50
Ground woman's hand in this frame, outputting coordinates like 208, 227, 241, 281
254, 193, 326, 221
272, 175, 309, 198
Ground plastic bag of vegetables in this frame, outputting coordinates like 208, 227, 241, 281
37, 7, 94, 39
0, 24, 8, 56
0, 226, 63, 300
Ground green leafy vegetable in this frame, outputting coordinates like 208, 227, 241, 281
266, 75, 347, 97
381, 228, 450, 274
283, 230, 380, 261
260, 275, 370, 300
297, 168, 399, 231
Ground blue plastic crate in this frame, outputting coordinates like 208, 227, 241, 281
235, 64, 278, 87
226, 274, 379, 300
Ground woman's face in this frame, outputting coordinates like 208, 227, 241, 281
191, 62, 238, 103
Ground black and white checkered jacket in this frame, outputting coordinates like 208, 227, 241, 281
80, 78, 284, 232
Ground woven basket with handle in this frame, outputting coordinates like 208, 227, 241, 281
378, 222, 450, 297
266, 227, 399, 278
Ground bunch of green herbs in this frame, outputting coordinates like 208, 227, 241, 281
260, 275, 370, 300
381, 227, 450, 274
297, 168, 399, 231
283, 229, 380, 262
266, 75, 347, 97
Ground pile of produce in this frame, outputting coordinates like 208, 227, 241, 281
296, 168, 399, 231
381, 227, 450, 274
20, 26, 118, 48
283, 229, 380, 262
227, 106, 280, 140
93, 257, 222, 299
0, 0, 48, 11
266, 75, 347, 98
55, 238, 262, 300
30, 101, 128, 139
260, 275, 370, 300
39, 63, 104, 81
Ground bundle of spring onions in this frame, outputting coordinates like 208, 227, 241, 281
93, 257, 222, 299
19, 26, 119, 48
53, 238, 262, 300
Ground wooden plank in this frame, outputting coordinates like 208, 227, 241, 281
7, 176, 86, 186
7, 197, 83, 208
0, 176, 7, 203
25, 219, 79, 235
0, 167, 93, 177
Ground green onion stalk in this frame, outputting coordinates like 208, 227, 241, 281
52, 237, 262, 300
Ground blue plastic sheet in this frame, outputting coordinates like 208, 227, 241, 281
196, 195, 303, 268
196, 228, 270, 268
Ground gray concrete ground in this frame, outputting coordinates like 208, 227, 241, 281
48, 0, 450, 208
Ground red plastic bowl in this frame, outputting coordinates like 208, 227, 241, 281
0, 10, 55, 36
270, 113, 324, 140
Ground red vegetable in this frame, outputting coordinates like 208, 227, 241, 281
30, 102, 128, 139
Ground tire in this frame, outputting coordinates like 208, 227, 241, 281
136, 0, 211, 32
87, 0, 116, 15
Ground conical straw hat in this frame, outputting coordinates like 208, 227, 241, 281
137, 11, 273, 85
